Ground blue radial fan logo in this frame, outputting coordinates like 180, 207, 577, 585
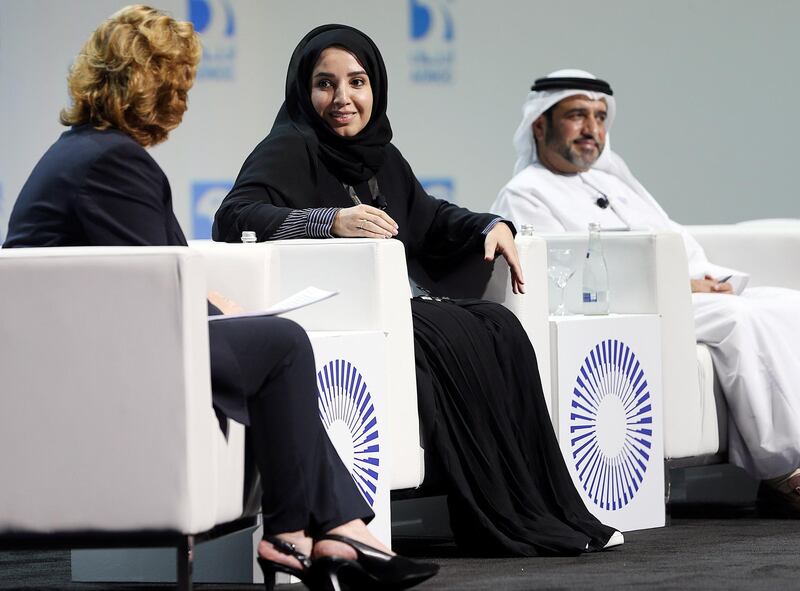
317, 360, 380, 506
569, 339, 654, 510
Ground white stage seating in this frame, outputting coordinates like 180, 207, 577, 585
685, 223, 800, 460
540, 231, 713, 460
10, 227, 785, 543
542, 224, 800, 468
0, 246, 245, 536
190, 236, 552, 488
0, 237, 550, 584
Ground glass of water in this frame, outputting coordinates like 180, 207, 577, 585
547, 247, 576, 316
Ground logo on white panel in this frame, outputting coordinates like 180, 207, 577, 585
317, 360, 381, 506
409, 0, 455, 83
188, 0, 236, 80
569, 339, 654, 510
192, 180, 232, 239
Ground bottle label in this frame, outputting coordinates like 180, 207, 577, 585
582, 292, 597, 303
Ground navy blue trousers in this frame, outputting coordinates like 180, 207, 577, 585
208, 314, 372, 536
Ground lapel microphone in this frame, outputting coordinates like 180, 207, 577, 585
579, 174, 610, 210
368, 177, 388, 211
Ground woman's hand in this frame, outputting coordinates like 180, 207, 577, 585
332, 205, 399, 238
484, 222, 526, 294
690, 274, 733, 294
208, 291, 244, 315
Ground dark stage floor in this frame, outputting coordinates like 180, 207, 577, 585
2, 515, 799, 591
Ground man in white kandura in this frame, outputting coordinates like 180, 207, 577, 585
491, 69, 800, 515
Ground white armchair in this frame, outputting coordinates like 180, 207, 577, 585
190, 236, 552, 491
0, 236, 551, 585
0, 246, 249, 589
542, 224, 800, 470
684, 223, 800, 461
688, 224, 800, 291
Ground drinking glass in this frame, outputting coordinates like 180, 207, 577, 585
547, 248, 576, 316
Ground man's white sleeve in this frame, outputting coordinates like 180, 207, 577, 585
491, 185, 567, 233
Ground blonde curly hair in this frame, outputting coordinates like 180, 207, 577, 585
60, 4, 202, 147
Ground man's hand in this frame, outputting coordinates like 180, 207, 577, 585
208, 291, 244, 315
690, 274, 734, 294
484, 222, 525, 294
332, 205, 399, 238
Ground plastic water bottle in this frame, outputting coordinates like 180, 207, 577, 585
581, 222, 609, 315
241, 231, 257, 244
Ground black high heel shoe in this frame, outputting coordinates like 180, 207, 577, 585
257, 535, 312, 591
312, 534, 439, 591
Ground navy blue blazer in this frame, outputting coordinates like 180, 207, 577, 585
3, 125, 246, 427
4, 124, 185, 248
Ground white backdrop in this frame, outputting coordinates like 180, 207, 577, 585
2, 0, 799, 243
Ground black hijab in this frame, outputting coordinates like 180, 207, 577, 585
277, 24, 393, 185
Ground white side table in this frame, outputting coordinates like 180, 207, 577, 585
308, 330, 391, 545
550, 314, 665, 532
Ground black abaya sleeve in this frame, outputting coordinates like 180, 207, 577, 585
391, 146, 502, 276
212, 128, 318, 242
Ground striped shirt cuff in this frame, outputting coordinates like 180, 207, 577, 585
307, 207, 339, 238
481, 218, 507, 235
271, 208, 339, 239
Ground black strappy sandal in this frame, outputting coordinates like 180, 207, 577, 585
312, 533, 439, 591
257, 535, 313, 591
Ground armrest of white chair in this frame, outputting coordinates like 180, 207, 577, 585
652, 233, 706, 459
687, 224, 800, 290
190, 237, 552, 489
191, 239, 423, 490
479, 235, 552, 412
0, 247, 229, 534
188, 240, 274, 312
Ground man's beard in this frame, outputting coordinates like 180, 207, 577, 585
545, 128, 603, 170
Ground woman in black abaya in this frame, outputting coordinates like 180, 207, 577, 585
213, 24, 620, 556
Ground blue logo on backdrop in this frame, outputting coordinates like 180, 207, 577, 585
189, 0, 236, 80
420, 177, 455, 202
569, 339, 654, 510
409, 0, 455, 83
317, 360, 381, 506
192, 181, 232, 239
